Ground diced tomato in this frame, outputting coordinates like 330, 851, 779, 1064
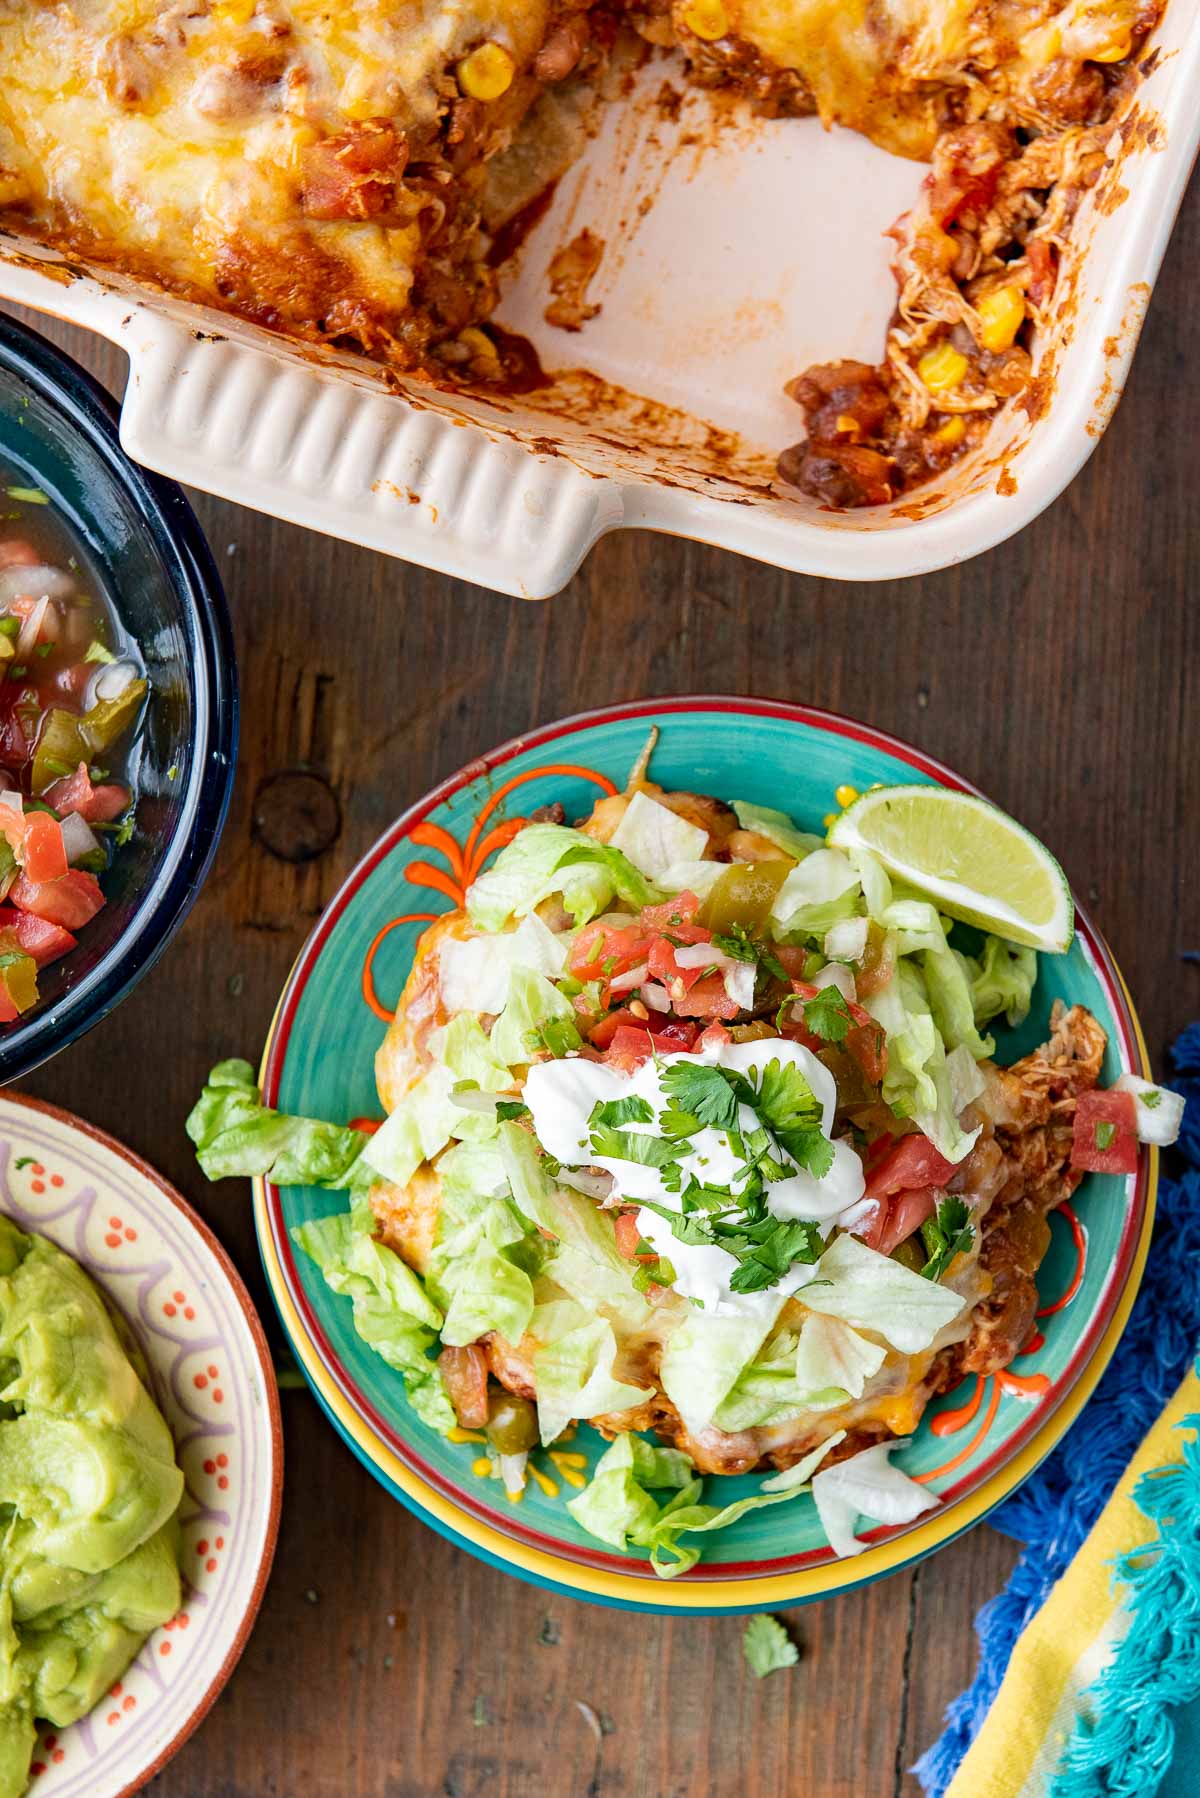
864, 1134, 960, 1204
437, 1343, 489, 1430
1071, 1088, 1139, 1176
0, 983, 17, 1024
569, 921, 653, 984
772, 945, 811, 981
602, 1019, 699, 1072
0, 540, 39, 569
0, 905, 75, 968
639, 892, 711, 945
21, 813, 67, 883
846, 1004, 888, 1084
647, 935, 711, 995
348, 1115, 382, 1136
10, 868, 104, 930
671, 973, 738, 1021
614, 1212, 643, 1259
0, 806, 24, 857
603, 1024, 657, 1072
43, 763, 129, 825
870, 1187, 939, 1256
697, 1021, 732, 1053
856, 926, 894, 998
588, 1007, 642, 1049
1026, 237, 1057, 307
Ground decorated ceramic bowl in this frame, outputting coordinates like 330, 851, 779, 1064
0, 1093, 281, 1790
254, 698, 1154, 1615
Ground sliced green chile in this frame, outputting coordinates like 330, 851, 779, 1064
699, 860, 792, 934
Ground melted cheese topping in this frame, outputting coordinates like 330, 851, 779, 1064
0, 0, 551, 346
0, 0, 1150, 352
682, 0, 1146, 158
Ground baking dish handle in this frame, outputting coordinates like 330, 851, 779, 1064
112, 308, 624, 600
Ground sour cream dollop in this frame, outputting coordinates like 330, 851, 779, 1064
523, 1038, 867, 1315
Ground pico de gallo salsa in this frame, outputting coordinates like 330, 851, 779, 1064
0, 481, 146, 1021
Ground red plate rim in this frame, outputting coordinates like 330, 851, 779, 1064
260, 694, 1151, 1581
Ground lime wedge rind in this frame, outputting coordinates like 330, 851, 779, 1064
827, 785, 1075, 955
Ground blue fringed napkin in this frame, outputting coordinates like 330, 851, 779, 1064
916, 1024, 1200, 1798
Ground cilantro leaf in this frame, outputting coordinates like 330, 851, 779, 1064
659, 1062, 741, 1133
1141, 1088, 1162, 1109
589, 1125, 686, 1172
802, 985, 853, 1043
634, 1198, 717, 1247
750, 1059, 834, 1179
920, 1196, 974, 1283
495, 1100, 529, 1121
712, 924, 788, 982
1094, 1120, 1117, 1151
743, 1615, 799, 1679
590, 1096, 654, 1129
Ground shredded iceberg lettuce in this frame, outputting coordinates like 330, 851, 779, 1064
967, 935, 1039, 1028
610, 790, 708, 879
529, 1301, 654, 1445
291, 1212, 455, 1433
732, 800, 823, 862
809, 1438, 937, 1557
796, 1232, 967, 1354
186, 1060, 373, 1191
465, 823, 659, 933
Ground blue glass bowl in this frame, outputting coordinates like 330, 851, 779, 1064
0, 312, 237, 1080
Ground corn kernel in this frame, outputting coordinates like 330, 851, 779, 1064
213, 0, 255, 22
917, 342, 969, 395
834, 785, 859, 809
933, 415, 966, 446
1091, 31, 1132, 61
458, 326, 500, 366
976, 284, 1025, 353
834, 413, 860, 437
457, 41, 516, 101
682, 0, 729, 40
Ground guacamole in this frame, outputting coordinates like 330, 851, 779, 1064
0, 1215, 184, 1795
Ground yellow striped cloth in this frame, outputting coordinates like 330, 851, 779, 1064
947, 1366, 1200, 1798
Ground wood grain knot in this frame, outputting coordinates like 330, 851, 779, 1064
252, 770, 341, 863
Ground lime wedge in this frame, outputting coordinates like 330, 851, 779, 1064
827, 785, 1074, 953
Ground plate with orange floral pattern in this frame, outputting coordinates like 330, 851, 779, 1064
0, 1092, 281, 1786
252, 697, 1155, 1613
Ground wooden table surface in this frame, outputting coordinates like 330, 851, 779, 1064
7, 179, 1200, 1795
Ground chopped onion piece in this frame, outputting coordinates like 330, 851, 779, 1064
499, 1451, 528, 1497
0, 790, 22, 815
0, 565, 74, 606
723, 960, 757, 1011
1113, 1073, 1184, 1147
674, 942, 738, 973
87, 658, 140, 706
812, 962, 857, 1003
14, 594, 51, 660
825, 916, 869, 963
557, 1167, 614, 1201
609, 961, 650, 994
59, 811, 100, 866
639, 982, 671, 1013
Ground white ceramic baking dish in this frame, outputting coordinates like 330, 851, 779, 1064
1, 5, 1196, 599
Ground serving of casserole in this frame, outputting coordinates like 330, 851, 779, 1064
0, 0, 1194, 591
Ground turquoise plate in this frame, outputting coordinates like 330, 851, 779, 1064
253, 698, 1156, 1614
